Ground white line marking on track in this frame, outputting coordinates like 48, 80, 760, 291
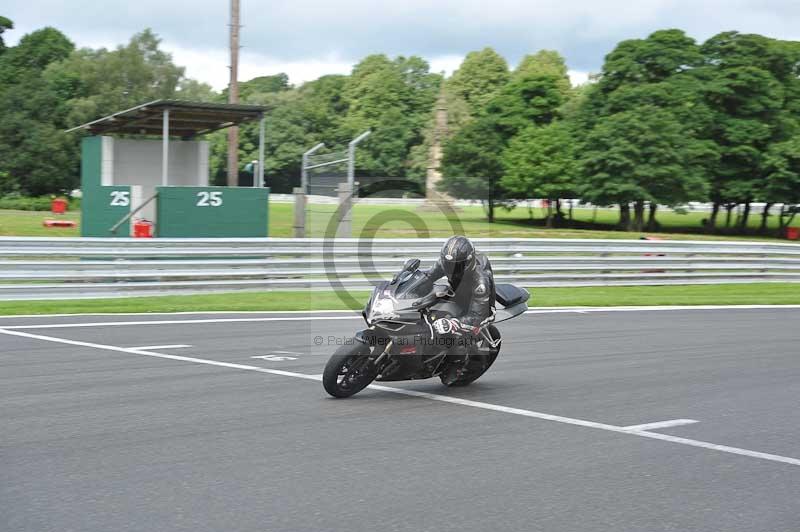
2, 327, 799, 468
4, 305, 800, 330
129, 344, 192, 351
0, 310, 359, 319
523, 304, 800, 314
0, 328, 320, 381
252, 354, 299, 361
354, 388, 800, 467
2, 316, 361, 330
622, 419, 700, 432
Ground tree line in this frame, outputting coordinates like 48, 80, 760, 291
1, 19, 798, 235
438, 32, 800, 235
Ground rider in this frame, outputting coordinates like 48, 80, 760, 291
425, 236, 496, 382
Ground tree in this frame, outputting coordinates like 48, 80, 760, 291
0, 27, 76, 195
572, 29, 719, 230
514, 50, 571, 98
611, 77, 719, 196
580, 106, 709, 230
0, 113, 77, 195
0, 28, 212, 196
0, 16, 13, 54
580, 29, 703, 134
598, 29, 703, 95
211, 89, 309, 190
175, 78, 216, 102
209, 74, 352, 192
46, 29, 185, 127
485, 72, 566, 137
341, 54, 440, 178
501, 121, 579, 225
225, 73, 290, 103
439, 116, 505, 222
763, 136, 800, 231
0, 81, 78, 196
448, 48, 509, 114
0, 26, 74, 85
698, 32, 797, 231
440, 69, 567, 220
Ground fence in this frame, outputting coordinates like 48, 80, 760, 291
2, 237, 800, 300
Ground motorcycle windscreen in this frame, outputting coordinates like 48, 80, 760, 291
393, 270, 432, 299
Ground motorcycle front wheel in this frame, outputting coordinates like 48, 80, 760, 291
322, 342, 378, 398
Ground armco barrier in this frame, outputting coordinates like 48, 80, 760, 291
1, 237, 799, 300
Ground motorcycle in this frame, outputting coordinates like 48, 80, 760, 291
322, 258, 530, 398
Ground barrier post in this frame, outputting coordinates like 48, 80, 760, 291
293, 187, 306, 238
336, 182, 352, 239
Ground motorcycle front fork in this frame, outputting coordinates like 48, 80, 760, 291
371, 339, 393, 367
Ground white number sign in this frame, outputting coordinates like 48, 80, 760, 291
196, 191, 223, 207
110, 190, 130, 207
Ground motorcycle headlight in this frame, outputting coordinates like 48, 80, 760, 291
372, 298, 395, 317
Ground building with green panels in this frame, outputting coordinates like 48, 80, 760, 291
68, 100, 270, 237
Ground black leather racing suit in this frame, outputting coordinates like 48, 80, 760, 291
425, 252, 496, 328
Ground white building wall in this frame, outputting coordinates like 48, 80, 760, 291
104, 137, 210, 222
101, 137, 114, 186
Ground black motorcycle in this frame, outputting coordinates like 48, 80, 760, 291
322, 258, 530, 398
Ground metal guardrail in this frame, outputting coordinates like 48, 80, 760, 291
2, 237, 800, 300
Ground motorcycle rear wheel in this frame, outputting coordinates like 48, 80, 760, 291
322, 342, 377, 398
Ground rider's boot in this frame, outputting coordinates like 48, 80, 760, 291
440, 344, 471, 385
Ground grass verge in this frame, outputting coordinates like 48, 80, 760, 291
0, 209, 81, 237
1, 283, 798, 316
0, 204, 790, 241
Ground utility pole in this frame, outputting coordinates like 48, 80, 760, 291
227, 0, 240, 186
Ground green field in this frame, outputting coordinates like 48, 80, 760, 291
294, 203, 782, 240
0, 209, 81, 237
2, 283, 798, 316
0, 203, 789, 241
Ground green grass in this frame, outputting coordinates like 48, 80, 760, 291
275, 203, 785, 241
0, 209, 81, 237
567, 206, 782, 230
2, 283, 798, 316
0, 203, 790, 241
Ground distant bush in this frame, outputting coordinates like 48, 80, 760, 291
0, 194, 80, 211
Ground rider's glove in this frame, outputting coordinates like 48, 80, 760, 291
433, 317, 461, 335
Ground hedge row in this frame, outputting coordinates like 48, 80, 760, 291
0, 195, 81, 211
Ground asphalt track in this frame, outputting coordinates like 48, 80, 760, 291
2, 307, 799, 532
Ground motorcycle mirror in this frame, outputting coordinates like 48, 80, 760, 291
402, 258, 420, 272
392, 258, 421, 284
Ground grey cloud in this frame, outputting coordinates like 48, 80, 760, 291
5, 0, 800, 74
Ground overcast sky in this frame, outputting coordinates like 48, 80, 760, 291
5, 0, 800, 89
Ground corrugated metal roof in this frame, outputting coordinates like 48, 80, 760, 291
65, 99, 267, 138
